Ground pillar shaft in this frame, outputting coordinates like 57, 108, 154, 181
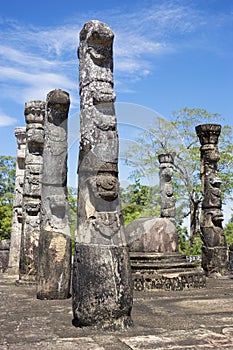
8, 127, 26, 277
72, 20, 133, 329
158, 153, 176, 221
19, 101, 45, 282
196, 124, 228, 275
37, 89, 71, 299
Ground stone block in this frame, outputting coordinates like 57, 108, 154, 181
126, 217, 178, 253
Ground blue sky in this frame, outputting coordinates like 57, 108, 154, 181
0, 0, 233, 190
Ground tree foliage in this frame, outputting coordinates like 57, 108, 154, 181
0, 156, 16, 241
120, 180, 160, 225
224, 213, 233, 246
177, 225, 202, 256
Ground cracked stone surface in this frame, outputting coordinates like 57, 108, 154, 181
1, 275, 233, 349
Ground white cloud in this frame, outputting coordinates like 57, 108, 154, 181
0, 1, 214, 105
0, 66, 75, 88
0, 45, 56, 69
0, 112, 17, 127
0, 65, 76, 103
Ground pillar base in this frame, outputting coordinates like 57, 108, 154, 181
37, 230, 71, 300
72, 243, 133, 330
15, 279, 37, 286
202, 246, 228, 276
19, 229, 40, 284
18, 271, 38, 284
7, 267, 19, 278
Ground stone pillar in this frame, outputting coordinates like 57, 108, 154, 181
37, 89, 71, 300
72, 20, 133, 329
196, 124, 228, 276
158, 152, 176, 222
0, 240, 10, 273
8, 127, 26, 277
19, 101, 45, 283
229, 243, 233, 275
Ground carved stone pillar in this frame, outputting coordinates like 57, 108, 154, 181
19, 101, 45, 283
158, 152, 176, 222
196, 124, 228, 275
72, 20, 133, 329
8, 127, 26, 277
37, 89, 71, 299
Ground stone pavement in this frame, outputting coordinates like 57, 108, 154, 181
1, 274, 233, 349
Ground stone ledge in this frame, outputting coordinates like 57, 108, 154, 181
15, 279, 37, 286
132, 270, 206, 291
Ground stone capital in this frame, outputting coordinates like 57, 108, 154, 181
196, 124, 221, 145
25, 100, 45, 125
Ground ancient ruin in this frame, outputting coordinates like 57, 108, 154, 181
196, 124, 228, 275
37, 89, 71, 299
8, 127, 26, 277
159, 152, 176, 222
126, 151, 205, 291
72, 20, 133, 329
127, 152, 178, 254
19, 101, 45, 283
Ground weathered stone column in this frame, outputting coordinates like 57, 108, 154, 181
0, 240, 10, 273
19, 101, 45, 283
8, 127, 26, 277
72, 20, 133, 329
37, 89, 71, 300
158, 152, 176, 222
196, 124, 228, 276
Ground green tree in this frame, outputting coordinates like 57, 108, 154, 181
0, 156, 16, 240
173, 108, 233, 241
120, 180, 160, 225
68, 187, 77, 253
178, 225, 202, 256
124, 108, 233, 243
224, 213, 233, 246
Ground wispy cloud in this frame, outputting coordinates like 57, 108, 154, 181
0, 45, 56, 68
0, 65, 76, 102
0, 111, 17, 127
0, 0, 227, 114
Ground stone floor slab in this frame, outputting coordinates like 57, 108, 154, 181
1, 276, 233, 349
121, 329, 233, 349
6, 338, 105, 350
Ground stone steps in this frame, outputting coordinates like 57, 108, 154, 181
130, 252, 185, 259
130, 253, 195, 271
131, 261, 196, 270
130, 252, 206, 291
130, 252, 196, 270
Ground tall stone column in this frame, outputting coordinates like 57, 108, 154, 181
8, 127, 26, 277
19, 101, 45, 283
158, 152, 176, 222
72, 20, 133, 329
37, 89, 71, 300
196, 124, 228, 275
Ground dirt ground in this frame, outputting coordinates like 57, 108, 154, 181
1, 274, 233, 349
